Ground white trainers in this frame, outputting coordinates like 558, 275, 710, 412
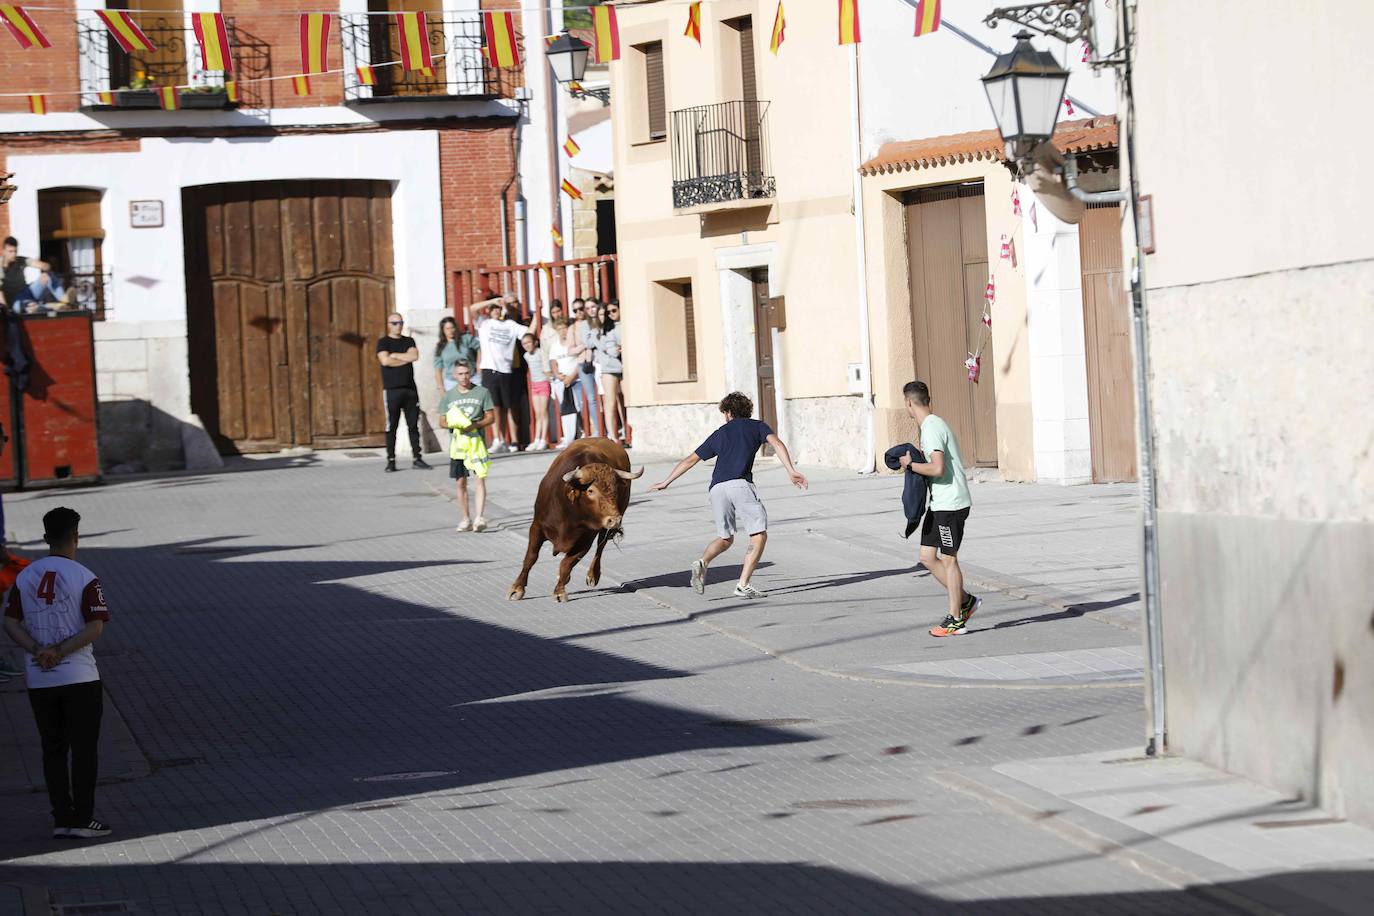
690, 559, 706, 594
490, 442, 508, 455
456, 518, 473, 532
733, 583, 767, 600
473, 517, 489, 532
528, 439, 547, 452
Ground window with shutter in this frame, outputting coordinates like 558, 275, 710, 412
652, 279, 697, 382
641, 41, 666, 141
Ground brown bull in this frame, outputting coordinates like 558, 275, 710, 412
507, 438, 644, 602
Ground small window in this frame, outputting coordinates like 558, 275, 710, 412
652, 279, 696, 382
639, 41, 666, 141
37, 188, 108, 320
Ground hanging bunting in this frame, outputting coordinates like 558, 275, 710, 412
96, 10, 155, 54
1008, 238, 1017, 267
965, 354, 982, 383
26, 93, 46, 114
538, 261, 553, 284
560, 179, 583, 200
1081, 40, 1091, 63
157, 86, 180, 110
551, 226, 564, 247
769, 3, 786, 55
97, 90, 114, 105
592, 4, 620, 62
982, 311, 992, 329
356, 66, 377, 86
1, 5, 50, 49
1064, 98, 1076, 117
913, 0, 941, 37
192, 13, 233, 73
999, 234, 1010, 260
483, 11, 521, 69
1029, 201, 1038, 231
396, 12, 434, 71
838, 0, 861, 45
293, 75, 311, 97
224, 81, 238, 103
684, 2, 701, 44
563, 136, 581, 158
299, 14, 332, 75
568, 79, 584, 93
984, 275, 996, 305
1011, 186, 1021, 216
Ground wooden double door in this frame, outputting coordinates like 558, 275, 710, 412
184, 180, 395, 453
1079, 203, 1137, 482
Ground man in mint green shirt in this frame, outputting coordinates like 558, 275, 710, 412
899, 380, 980, 637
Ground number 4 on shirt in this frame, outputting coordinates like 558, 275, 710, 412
36, 570, 57, 605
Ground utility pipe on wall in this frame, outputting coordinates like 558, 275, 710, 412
847, 44, 877, 474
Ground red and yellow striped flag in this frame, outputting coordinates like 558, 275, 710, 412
299, 14, 332, 75
838, 0, 861, 45
157, 86, 179, 111
560, 179, 582, 200
356, 66, 376, 86
914, 0, 941, 37
224, 81, 238, 103
27, 94, 46, 115
293, 75, 311, 97
769, 3, 786, 55
395, 12, 433, 71
684, 2, 701, 45
591, 5, 620, 63
1, 5, 50, 49
95, 10, 155, 53
483, 11, 521, 69
551, 226, 564, 248
563, 136, 580, 158
568, 79, 584, 93
192, 13, 233, 73
97, 90, 114, 105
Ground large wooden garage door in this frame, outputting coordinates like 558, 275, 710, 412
184, 180, 394, 453
1079, 202, 1137, 482
904, 183, 998, 466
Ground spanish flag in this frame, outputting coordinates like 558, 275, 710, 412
838, 0, 861, 45
97, 90, 115, 105
563, 136, 580, 158
1, 5, 50, 49
225, 81, 238, 103
914, 0, 941, 37
483, 11, 521, 69
96, 10, 155, 54
551, 226, 564, 248
299, 14, 332, 75
192, 13, 233, 73
356, 66, 376, 86
293, 75, 311, 97
395, 12, 433, 71
769, 3, 786, 55
684, 2, 701, 45
27, 94, 46, 115
157, 86, 179, 111
591, 5, 620, 63
560, 179, 582, 200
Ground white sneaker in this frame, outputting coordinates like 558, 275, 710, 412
473, 517, 489, 532
456, 518, 473, 532
690, 559, 706, 594
529, 439, 547, 452
490, 442, 508, 454
733, 583, 767, 600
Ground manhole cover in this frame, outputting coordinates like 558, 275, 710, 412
54, 904, 134, 915
356, 770, 457, 783
790, 799, 912, 810
707, 718, 814, 728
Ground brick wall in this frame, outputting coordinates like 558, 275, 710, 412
438, 125, 517, 312
223, 0, 344, 109
0, 1, 80, 114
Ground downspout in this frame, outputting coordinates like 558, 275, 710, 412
541, 1, 562, 265
847, 44, 876, 474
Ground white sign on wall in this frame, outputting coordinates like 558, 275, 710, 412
129, 200, 163, 228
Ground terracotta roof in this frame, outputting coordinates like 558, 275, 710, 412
859, 116, 1118, 176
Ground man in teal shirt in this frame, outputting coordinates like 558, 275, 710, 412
899, 380, 981, 637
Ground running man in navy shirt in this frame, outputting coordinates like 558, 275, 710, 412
649, 392, 807, 599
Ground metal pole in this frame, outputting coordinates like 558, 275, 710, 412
847, 44, 877, 475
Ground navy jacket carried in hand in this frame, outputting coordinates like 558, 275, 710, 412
883, 443, 928, 539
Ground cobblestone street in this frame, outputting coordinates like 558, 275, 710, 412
0, 452, 1358, 914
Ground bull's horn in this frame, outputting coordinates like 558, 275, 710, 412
562, 468, 585, 483
615, 467, 646, 480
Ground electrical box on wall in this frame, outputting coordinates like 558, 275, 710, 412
846, 362, 867, 394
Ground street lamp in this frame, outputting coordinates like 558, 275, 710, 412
981, 30, 1069, 164
545, 30, 610, 105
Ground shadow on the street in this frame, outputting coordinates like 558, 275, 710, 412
990, 593, 1140, 631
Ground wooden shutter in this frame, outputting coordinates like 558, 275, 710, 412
644, 41, 666, 140
737, 18, 757, 102
683, 282, 697, 381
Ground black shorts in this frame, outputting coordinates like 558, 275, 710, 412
449, 458, 469, 479
920, 507, 970, 555
481, 369, 523, 408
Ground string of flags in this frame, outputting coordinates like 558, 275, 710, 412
562, 136, 581, 158
968, 179, 1032, 384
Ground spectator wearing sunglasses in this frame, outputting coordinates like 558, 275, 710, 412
375, 312, 431, 472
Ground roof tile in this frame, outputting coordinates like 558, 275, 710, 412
860, 116, 1118, 176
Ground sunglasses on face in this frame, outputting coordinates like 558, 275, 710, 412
389, 320, 403, 325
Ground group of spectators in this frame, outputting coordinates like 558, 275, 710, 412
1, 236, 79, 314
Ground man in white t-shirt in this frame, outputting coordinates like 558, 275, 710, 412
3, 506, 113, 839
468, 293, 541, 453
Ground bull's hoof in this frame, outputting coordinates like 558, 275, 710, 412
506, 585, 525, 601
553, 590, 568, 603
586, 569, 601, 587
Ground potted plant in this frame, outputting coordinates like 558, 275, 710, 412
114, 71, 159, 108
180, 84, 229, 109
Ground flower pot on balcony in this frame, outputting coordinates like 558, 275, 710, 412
114, 90, 160, 109
180, 90, 229, 109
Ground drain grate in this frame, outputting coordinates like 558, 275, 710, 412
707, 718, 814, 728
54, 903, 134, 915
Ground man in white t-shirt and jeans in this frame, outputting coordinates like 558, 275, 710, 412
3, 507, 113, 839
468, 293, 541, 453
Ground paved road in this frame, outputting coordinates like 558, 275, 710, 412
0, 450, 1238, 914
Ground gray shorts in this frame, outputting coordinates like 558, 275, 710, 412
709, 479, 768, 539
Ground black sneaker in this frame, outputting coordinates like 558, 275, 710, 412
384, 460, 397, 473
412, 457, 432, 470
65, 819, 112, 839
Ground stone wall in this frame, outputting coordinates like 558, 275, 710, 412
95, 320, 196, 473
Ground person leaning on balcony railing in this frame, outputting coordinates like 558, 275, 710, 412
1, 237, 73, 315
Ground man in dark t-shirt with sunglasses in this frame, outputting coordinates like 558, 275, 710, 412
375, 312, 431, 473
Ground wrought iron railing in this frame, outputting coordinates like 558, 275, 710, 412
670, 100, 776, 210
77, 16, 270, 109
341, 13, 523, 102
67, 271, 112, 321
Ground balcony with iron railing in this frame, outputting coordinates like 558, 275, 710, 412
670, 100, 776, 212
77, 16, 269, 110
341, 13, 523, 103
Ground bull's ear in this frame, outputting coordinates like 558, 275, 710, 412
614, 467, 645, 480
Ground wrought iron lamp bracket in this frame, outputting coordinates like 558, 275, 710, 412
984, 0, 1094, 46
571, 85, 611, 106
